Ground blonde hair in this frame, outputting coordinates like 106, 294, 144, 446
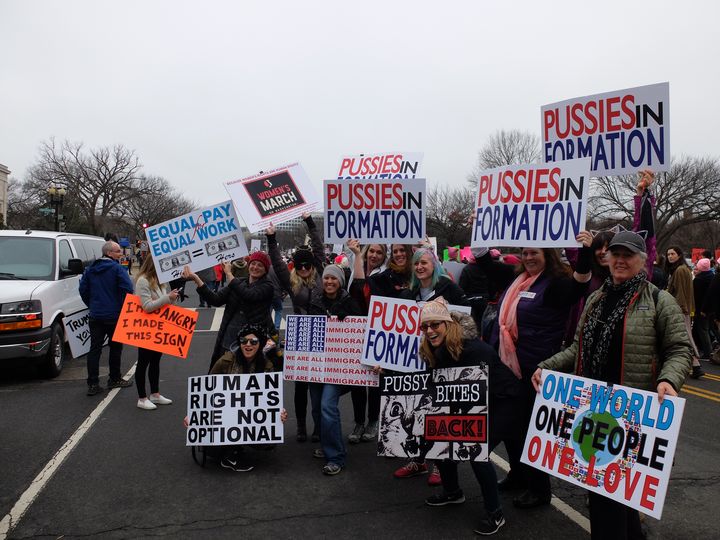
289, 266, 318, 294
419, 316, 464, 367
136, 254, 160, 291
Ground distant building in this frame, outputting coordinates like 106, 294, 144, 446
0, 163, 9, 227
274, 211, 323, 232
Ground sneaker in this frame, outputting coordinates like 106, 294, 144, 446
137, 398, 157, 410
691, 365, 705, 379
149, 394, 173, 405
86, 384, 104, 396
313, 448, 325, 459
425, 490, 465, 506
348, 423, 365, 444
361, 420, 378, 442
221, 457, 254, 472
108, 378, 133, 389
427, 465, 442, 486
393, 460, 428, 478
322, 463, 343, 475
473, 510, 505, 535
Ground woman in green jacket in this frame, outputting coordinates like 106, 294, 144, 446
533, 231, 691, 540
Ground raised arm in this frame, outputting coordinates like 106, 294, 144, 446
634, 169, 657, 276
304, 213, 325, 271
265, 223, 292, 293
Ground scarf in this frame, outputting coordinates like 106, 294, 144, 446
581, 272, 646, 379
498, 271, 541, 379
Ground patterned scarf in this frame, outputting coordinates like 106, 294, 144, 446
581, 272, 646, 379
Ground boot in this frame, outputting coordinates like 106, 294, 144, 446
296, 420, 307, 443
691, 365, 705, 379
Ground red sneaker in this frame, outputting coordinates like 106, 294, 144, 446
427, 465, 442, 486
393, 460, 429, 478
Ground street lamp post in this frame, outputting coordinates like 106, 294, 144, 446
47, 186, 66, 232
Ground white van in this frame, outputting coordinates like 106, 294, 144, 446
0, 230, 107, 376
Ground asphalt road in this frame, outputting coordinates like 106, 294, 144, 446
1, 290, 719, 539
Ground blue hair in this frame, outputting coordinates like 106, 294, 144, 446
410, 248, 447, 290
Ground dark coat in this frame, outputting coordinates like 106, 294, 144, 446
198, 275, 274, 367
79, 257, 134, 321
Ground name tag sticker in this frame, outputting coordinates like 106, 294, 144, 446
518, 291, 537, 299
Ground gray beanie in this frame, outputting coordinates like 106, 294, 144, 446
322, 264, 346, 288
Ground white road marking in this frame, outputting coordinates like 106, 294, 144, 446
490, 453, 591, 534
0, 365, 137, 540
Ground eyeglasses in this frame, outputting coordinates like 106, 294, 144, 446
238, 337, 260, 345
420, 321, 445, 332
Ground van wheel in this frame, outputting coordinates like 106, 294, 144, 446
42, 322, 65, 378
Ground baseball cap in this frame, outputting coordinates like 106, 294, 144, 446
608, 231, 646, 254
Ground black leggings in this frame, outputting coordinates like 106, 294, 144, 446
350, 385, 381, 424
136, 348, 162, 398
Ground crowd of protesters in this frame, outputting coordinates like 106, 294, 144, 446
79, 170, 720, 539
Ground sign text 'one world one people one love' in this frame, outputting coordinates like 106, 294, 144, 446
521, 370, 684, 519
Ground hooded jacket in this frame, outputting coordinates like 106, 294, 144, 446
79, 257, 134, 321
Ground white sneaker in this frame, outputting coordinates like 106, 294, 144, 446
137, 399, 157, 410
149, 394, 173, 405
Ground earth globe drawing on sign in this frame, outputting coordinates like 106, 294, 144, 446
570, 408, 624, 468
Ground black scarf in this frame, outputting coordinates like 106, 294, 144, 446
581, 272, 646, 379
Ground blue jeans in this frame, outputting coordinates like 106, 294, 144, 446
86, 318, 123, 386
311, 384, 350, 466
272, 296, 284, 330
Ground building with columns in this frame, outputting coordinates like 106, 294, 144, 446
0, 163, 9, 227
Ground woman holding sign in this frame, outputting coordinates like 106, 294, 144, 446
134, 255, 180, 410
266, 214, 325, 443
533, 231, 691, 539
183, 251, 274, 371
209, 323, 288, 472
307, 264, 363, 475
418, 297, 511, 535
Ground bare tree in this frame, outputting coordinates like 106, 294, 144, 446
27, 139, 143, 235
468, 130, 541, 187
426, 185, 475, 248
123, 175, 196, 237
589, 155, 720, 252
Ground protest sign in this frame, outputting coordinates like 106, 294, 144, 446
521, 370, 685, 519
542, 82, 670, 176
690, 248, 705, 264
336, 152, 423, 179
361, 296, 469, 373
63, 309, 105, 358
379, 365, 488, 461
112, 294, 198, 358
146, 200, 247, 284
186, 373, 284, 446
324, 178, 426, 243
284, 315, 378, 386
332, 243, 344, 255
225, 163, 320, 233
250, 239, 262, 253
470, 158, 591, 248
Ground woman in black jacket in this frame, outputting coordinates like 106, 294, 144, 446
419, 298, 512, 536
182, 251, 274, 370
401, 247, 467, 305
307, 264, 363, 475
266, 214, 325, 442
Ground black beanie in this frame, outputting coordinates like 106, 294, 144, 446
293, 248, 314, 267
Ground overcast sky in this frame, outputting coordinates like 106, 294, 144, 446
1, 0, 718, 207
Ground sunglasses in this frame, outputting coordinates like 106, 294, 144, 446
296, 262, 313, 270
238, 337, 260, 345
420, 321, 445, 332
